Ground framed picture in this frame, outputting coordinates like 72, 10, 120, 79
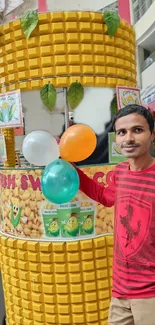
0, 89, 23, 128
108, 132, 126, 163
116, 86, 141, 110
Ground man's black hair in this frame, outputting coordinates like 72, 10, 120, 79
113, 104, 154, 134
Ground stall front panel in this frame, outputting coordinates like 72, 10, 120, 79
0, 165, 115, 240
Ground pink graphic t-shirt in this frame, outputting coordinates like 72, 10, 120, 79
77, 162, 155, 298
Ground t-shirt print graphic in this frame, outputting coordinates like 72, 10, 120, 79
116, 195, 152, 258
120, 204, 141, 248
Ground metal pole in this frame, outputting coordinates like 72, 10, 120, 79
64, 88, 69, 130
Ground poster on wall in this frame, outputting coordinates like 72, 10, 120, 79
0, 165, 115, 239
116, 86, 141, 110
0, 89, 23, 128
0, 134, 7, 162
108, 132, 126, 163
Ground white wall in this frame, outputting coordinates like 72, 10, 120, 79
5, 0, 116, 22
21, 90, 65, 135
15, 87, 115, 151
46, 0, 116, 12
141, 62, 155, 89
135, 1, 155, 44
15, 89, 65, 150
4, 0, 38, 22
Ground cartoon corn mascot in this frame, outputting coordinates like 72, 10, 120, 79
82, 215, 94, 234
48, 218, 60, 236
65, 213, 79, 236
10, 203, 22, 228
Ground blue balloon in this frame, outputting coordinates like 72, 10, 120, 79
41, 159, 80, 204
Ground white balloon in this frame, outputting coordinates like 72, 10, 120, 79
22, 130, 60, 166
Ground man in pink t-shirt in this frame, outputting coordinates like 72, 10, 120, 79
77, 105, 155, 325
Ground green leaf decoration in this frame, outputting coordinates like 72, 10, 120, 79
40, 83, 57, 111
104, 11, 120, 38
21, 10, 38, 39
9, 103, 16, 121
110, 94, 118, 116
67, 81, 84, 109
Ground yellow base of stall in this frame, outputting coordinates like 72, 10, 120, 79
0, 234, 113, 325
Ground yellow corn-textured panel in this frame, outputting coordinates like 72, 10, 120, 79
94, 55, 105, 65
29, 58, 41, 69
64, 12, 78, 21
29, 69, 41, 78
52, 22, 64, 33
0, 12, 136, 91
78, 12, 91, 21
8, 63, 17, 73
92, 23, 104, 34
28, 48, 40, 59
17, 60, 28, 71
0, 55, 6, 66
4, 32, 14, 44
65, 22, 78, 32
67, 44, 79, 54
115, 47, 124, 58
0, 36, 5, 46
12, 19, 21, 30
104, 46, 115, 55
3, 22, 13, 33
2, 128, 16, 167
82, 65, 94, 74
38, 13, 50, 24
55, 66, 69, 75
27, 36, 39, 48
66, 32, 79, 43
40, 34, 52, 46
0, 234, 113, 325
41, 56, 53, 67
106, 56, 116, 66
0, 65, 8, 76
40, 45, 52, 56
39, 23, 51, 34
106, 67, 117, 76
115, 28, 124, 38
18, 71, 29, 80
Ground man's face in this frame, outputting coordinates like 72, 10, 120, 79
115, 113, 154, 158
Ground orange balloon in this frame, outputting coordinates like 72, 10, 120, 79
59, 124, 97, 162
